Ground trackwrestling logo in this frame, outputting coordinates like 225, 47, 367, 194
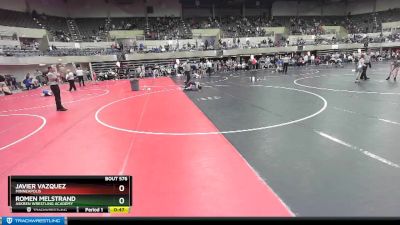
2, 217, 64, 225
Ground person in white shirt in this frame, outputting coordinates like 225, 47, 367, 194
283, 55, 290, 74
136, 66, 142, 78
361, 53, 371, 80
174, 63, 180, 76
355, 55, 366, 82
386, 58, 400, 81
65, 69, 76, 91
75, 66, 85, 87
166, 66, 172, 76
310, 54, 315, 65
141, 65, 145, 78
153, 67, 159, 78
347, 54, 353, 63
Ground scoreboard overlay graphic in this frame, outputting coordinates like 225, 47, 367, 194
8, 176, 132, 213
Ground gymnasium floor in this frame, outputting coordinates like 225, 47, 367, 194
1, 62, 399, 217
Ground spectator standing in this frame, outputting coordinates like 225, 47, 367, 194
304, 54, 309, 65
386, 58, 400, 81
75, 66, 85, 87
365, 52, 372, 68
283, 55, 290, 74
66, 69, 77, 91
92, 71, 97, 82
355, 55, 366, 82
11, 76, 18, 90
206, 60, 213, 77
136, 66, 142, 78
86, 70, 92, 81
35, 69, 45, 86
141, 65, 145, 78
362, 53, 371, 80
183, 60, 191, 86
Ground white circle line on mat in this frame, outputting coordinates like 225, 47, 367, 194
294, 75, 400, 95
0, 114, 46, 151
0, 88, 103, 101
95, 85, 327, 135
142, 76, 229, 88
0, 89, 110, 113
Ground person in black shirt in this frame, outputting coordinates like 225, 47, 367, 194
46, 67, 67, 111
11, 76, 18, 90
183, 61, 192, 87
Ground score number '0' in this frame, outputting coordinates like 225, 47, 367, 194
119, 185, 125, 205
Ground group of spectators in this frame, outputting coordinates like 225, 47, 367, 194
185, 9, 400, 39
2, 48, 399, 95
0, 70, 48, 94
145, 17, 191, 40
32, 10, 74, 42
0, 74, 18, 94
173, 50, 397, 76
89, 49, 400, 82
105, 17, 192, 40
0, 65, 94, 95
220, 16, 270, 38
53, 30, 72, 42
2, 8, 400, 58
289, 17, 326, 35
2, 7, 400, 43
124, 38, 216, 54
22, 70, 47, 90
0, 40, 123, 57
46, 47, 121, 56
186, 16, 278, 38
40, 10, 399, 42
109, 19, 139, 31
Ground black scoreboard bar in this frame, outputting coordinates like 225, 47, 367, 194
8, 176, 132, 213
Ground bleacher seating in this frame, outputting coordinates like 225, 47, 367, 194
75, 18, 109, 42
0, 9, 40, 29
0, 47, 42, 57
45, 48, 121, 56
0, 7, 399, 51
146, 17, 192, 40
32, 14, 72, 42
